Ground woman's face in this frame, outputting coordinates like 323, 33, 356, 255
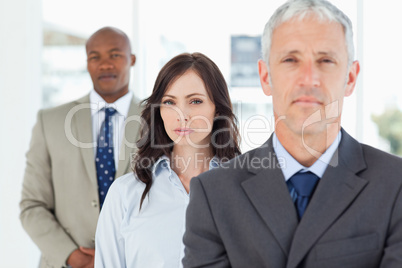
160, 70, 216, 148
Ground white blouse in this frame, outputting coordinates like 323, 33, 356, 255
95, 155, 220, 268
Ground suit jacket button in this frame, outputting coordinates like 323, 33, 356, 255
91, 200, 98, 208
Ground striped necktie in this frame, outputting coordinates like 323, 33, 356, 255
288, 171, 319, 219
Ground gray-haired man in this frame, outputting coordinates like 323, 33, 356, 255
183, 1, 402, 267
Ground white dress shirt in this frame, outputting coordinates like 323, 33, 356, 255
272, 131, 341, 204
90, 90, 133, 168
272, 131, 341, 180
95, 155, 220, 268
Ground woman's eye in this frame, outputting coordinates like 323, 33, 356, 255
191, 99, 203, 104
162, 100, 174, 105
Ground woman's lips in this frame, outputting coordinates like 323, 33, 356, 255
174, 128, 194, 136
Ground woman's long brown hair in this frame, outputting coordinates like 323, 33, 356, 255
133, 52, 241, 209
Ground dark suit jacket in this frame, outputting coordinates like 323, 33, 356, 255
183, 129, 402, 268
20, 94, 142, 268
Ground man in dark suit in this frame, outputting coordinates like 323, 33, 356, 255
20, 27, 142, 268
182, 0, 402, 267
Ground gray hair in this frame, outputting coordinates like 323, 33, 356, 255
261, 0, 354, 66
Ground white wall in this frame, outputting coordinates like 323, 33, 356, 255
0, 0, 42, 266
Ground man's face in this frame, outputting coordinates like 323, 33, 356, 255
258, 17, 359, 136
86, 30, 135, 103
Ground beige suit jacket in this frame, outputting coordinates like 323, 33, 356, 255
20, 94, 142, 268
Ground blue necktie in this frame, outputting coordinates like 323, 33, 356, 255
289, 171, 319, 219
96, 107, 117, 209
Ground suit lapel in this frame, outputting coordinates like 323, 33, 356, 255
287, 130, 368, 268
241, 137, 299, 256
74, 95, 97, 185
74, 95, 142, 184
116, 98, 142, 178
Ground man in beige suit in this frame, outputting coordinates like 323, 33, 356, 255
20, 27, 142, 268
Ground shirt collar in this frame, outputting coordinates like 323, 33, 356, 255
273, 131, 342, 181
209, 156, 221, 169
151, 155, 221, 176
89, 89, 133, 118
152, 155, 171, 176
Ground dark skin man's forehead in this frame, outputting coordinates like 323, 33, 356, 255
86, 29, 131, 55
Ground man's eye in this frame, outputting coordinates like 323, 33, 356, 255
88, 56, 99, 61
111, 54, 121, 58
283, 58, 296, 63
320, 58, 334, 64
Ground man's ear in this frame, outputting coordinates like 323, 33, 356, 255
258, 60, 272, 96
130, 54, 136, 66
345, 60, 360, 97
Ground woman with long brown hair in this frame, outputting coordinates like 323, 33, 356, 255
95, 52, 240, 267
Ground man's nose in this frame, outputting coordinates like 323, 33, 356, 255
99, 59, 114, 70
298, 61, 320, 88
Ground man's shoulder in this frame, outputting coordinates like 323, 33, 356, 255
40, 95, 89, 117
197, 145, 268, 183
339, 129, 402, 174
343, 139, 402, 187
361, 143, 402, 169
